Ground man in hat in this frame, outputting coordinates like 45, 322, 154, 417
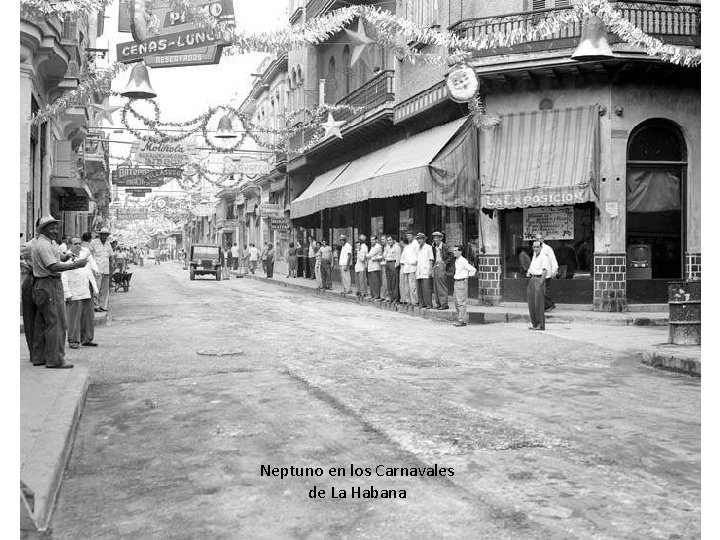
431, 231, 452, 310
400, 231, 419, 306
383, 235, 402, 303
338, 235, 353, 295
367, 235, 383, 300
30, 216, 88, 368
415, 233, 434, 309
89, 227, 113, 312
452, 244, 477, 327
62, 237, 99, 348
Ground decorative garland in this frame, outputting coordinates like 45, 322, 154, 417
20, 0, 114, 20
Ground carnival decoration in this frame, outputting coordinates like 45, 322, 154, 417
572, 14, 615, 61
320, 112, 346, 140
88, 103, 122, 126
130, 0, 159, 43
446, 62, 480, 104
344, 18, 375, 67
215, 115, 237, 139
120, 61, 157, 99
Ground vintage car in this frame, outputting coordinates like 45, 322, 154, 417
189, 244, 222, 281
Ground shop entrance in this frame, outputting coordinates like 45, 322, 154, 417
626, 120, 686, 303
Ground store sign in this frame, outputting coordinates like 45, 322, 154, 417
114, 207, 149, 220
523, 206, 574, 241
223, 157, 272, 176
258, 203, 283, 217
482, 190, 588, 210
136, 141, 191, 166
127, 188, 152, 197
60, 194, 90, 211
112, 167, 183, 187
269, 217, 291, 231
117, 0, 234, 67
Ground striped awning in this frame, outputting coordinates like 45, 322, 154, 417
481, 105, 599, 209
290, 118, 468, 219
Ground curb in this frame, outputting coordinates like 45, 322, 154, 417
20, 366, 89, 531
641, 351, 701, 377
21, 311, 107, 334
238, 273, 668, 327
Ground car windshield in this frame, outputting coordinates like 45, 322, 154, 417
193, 247, 219, 259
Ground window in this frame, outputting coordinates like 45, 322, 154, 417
342, 46, 351, 95
406, 0, 438, 28
326, 56, 336, 103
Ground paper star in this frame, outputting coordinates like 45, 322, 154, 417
89, 104, 122, 126
345, 18, 374, 67
321, 112, 346, 139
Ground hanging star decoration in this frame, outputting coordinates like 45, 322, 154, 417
345, 18, 374, 67
89, 103, 122, 126
321, 112, 346, 139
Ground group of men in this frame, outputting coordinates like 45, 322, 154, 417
21, 217, 116, 369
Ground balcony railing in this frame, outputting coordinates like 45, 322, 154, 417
449, 1, 700, 57
335, 69, 395, 123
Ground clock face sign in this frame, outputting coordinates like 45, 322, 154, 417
446, 63, 480, 103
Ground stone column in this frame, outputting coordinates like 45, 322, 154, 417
20, 48, 34, 237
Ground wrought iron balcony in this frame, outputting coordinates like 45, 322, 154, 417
335, 69, 395, 123
449, 1, 700, 58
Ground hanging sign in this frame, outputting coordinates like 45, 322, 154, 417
258, 203, 283, 217
223, 157, 272, 176
117, 0, 235, 67
269, 217, 291, 231
113, 167, 184, 187
136, 140, 190, 166
126, 188, 152, 197
114, 207, 149, 220
523, 206, 574, 241
60, 194, 90, 211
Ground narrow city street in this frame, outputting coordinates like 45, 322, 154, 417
37, 261, 700, 539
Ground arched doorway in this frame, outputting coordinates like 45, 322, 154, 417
626, 119, 686, 303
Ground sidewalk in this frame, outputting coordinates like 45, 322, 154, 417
21, 310, 107, 334
232, 269, 699, 376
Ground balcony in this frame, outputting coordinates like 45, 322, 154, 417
449, 1, 700, 59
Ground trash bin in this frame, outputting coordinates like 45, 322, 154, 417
668, 281, 701, 345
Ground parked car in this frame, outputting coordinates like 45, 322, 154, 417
189, 244, 222, 281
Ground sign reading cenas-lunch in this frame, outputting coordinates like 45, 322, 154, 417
117, 0, 235, 67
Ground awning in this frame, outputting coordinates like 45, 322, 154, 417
291, 117, 472, 219
480, 105, 599, 210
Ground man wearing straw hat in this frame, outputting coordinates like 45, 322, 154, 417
89, 227, 113, 312
30, 215, 88, 368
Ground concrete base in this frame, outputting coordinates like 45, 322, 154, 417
641, 351, 701, 377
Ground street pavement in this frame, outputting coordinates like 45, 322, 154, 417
27, 262, 700, 539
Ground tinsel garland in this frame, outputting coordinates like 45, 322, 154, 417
20, 0, 114, 20
467, 92, 500, 131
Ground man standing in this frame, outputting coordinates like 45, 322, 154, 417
358, 235, 369, 294
89, 228, 113, 312
431, 231, 452, 310
400, 231, 419, 306
379, 236, 388, 300
307, 237, 316, 280
535, 234, 558, 312
231, 242, 240, 271
367, 235, 383, 300
452, 245, 477, 327
265, 243, 275, 278
62, 237, 99, 348
338, 235, 353, 295
20, 219, 41, 363
354, 240, 368, 297
415, 233, 434, 308
30, 216, 88, 368
260, 243, 269, 274
383, 235, 402, 303
318, 239, 334, 289
527, 240, 550, 331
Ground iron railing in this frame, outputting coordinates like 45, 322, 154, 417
335, 70, 395, 122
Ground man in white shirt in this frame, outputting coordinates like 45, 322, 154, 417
452, 244, 477, 327
231, 242, 240, 270
400, 231, 419, 306
354, 241, 368, 297
62, 237, 99, 348
536, 233, 558, 312
527, 240, 550, 331
307, 237, 316, 280
89, 228, 113, 312
367, 235, 383, 299
383, 235, 402, 303
379, 235, 388, 300
414, 233, 434, 308
357, 235, 369, 296
338, 235, 353, 295
247, 243, 260, 274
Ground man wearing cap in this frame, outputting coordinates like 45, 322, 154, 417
400, 231, 419, 306
89, 227, 113, 312
431, 231, 452, 310
383, 235, 402, 303
415, 233, 435, 309
338, 235, 353, 295
30, 216, 89, 368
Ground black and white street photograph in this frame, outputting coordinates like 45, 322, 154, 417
16, 0, 707, 537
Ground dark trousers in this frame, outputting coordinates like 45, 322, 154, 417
297, 256, 305, 278
320, 260, 332, 289
308, 257, 315, 279
385, 265, 399, 302
232, 257, 238, 270
544, 278, 555, 310
368, 270, 381, 299
528, 277, 546, 329
416, 278, 433, 308
432, 263, 449, 308
67, 298, 94, 344
32, 277, 66, 367
266, 258, 274, 278
22, 274, 36, 363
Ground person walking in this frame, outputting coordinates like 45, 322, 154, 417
248, 243, 259, 274
30, 216, 89, 368
89, 228, 113, 312
318, 239, 334, 289
265, 243, 275, 278
222, 245, 231, 279
527, 240, 550, 331
354, 240, 368, 297
415, 233, 434, 308
451, 244, 477, 327
535, 233, 558, 312
367, 235, 383, 300
400, 231, 419, 306
260, 243, 269, 274
383, 235, 401, 303
287, 242, 298, 278
338, 235, 353, 295
62, 237, 99, 348
431, 231, 452, 310
231, 242, 240, 271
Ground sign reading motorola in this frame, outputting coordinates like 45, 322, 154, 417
136, 140, 190, 166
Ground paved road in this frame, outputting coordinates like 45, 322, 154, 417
48, 262, 700, 539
